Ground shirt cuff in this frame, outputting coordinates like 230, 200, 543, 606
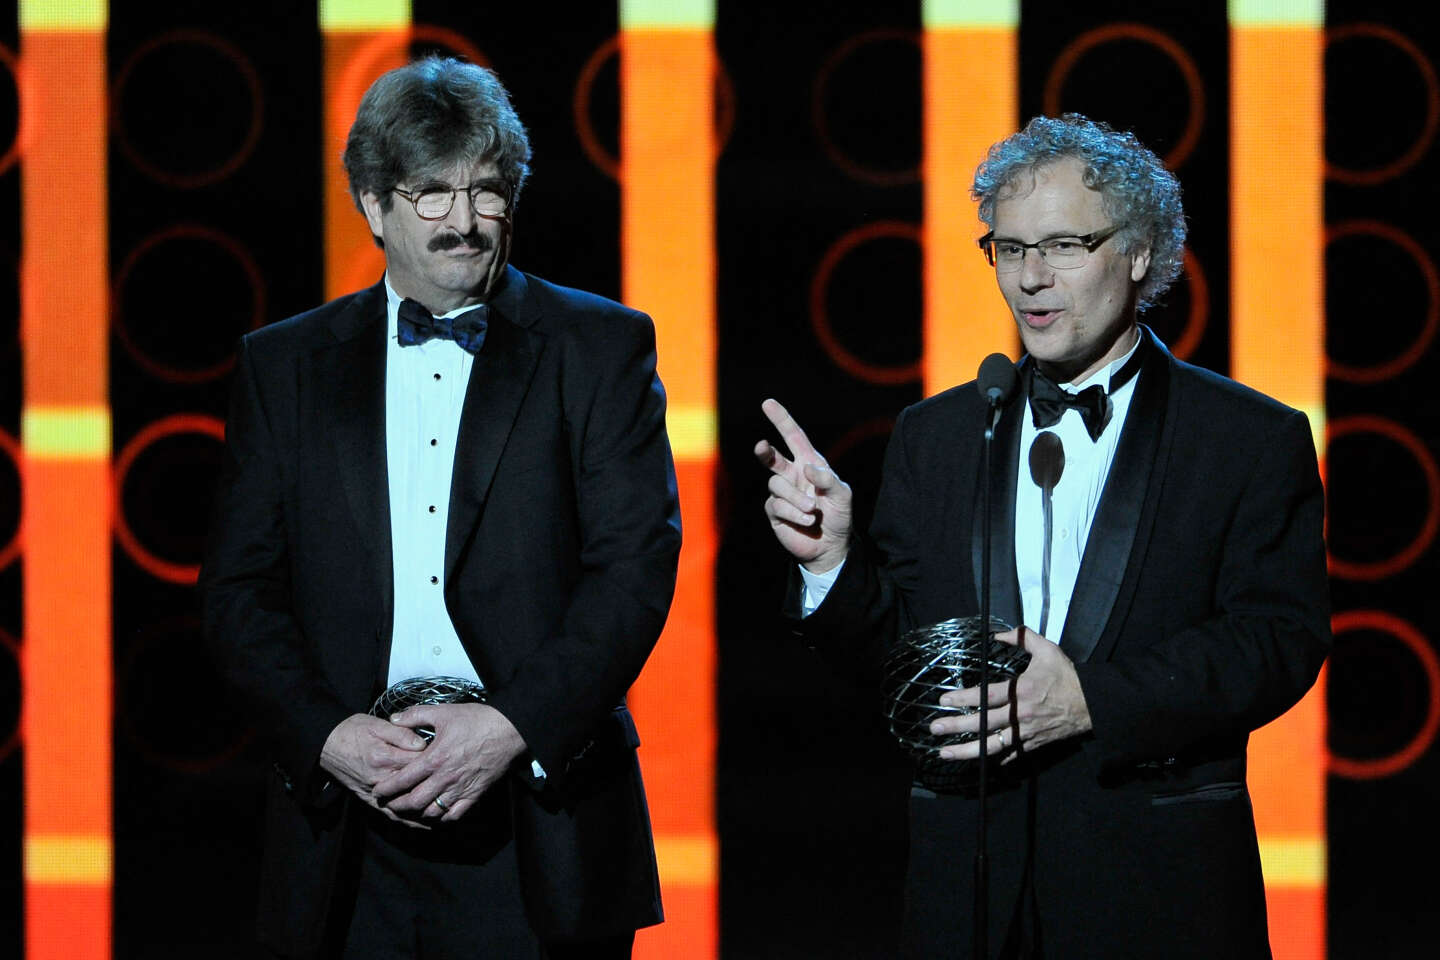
798, 560, 845, 617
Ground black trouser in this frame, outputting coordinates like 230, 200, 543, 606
320, 789, 633, 960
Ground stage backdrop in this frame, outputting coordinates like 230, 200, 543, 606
1, 1, 1436, 958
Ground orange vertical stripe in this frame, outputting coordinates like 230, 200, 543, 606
621, 26, 717, 960
20, 26, 112, 960
620, 30, 716, 401
26, 885, 111, 960
1250, 666, 1326, 838
1232, 22, 1326, 960
22, 461, 112, 837
323, 30, 408, 300
1230, 27, 1325, 417
923, 27, 1018, 397
635, 459, 716, 834
20, 32, 108, 403
1265, 886, 1326, 960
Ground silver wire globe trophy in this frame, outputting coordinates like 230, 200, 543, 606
881, 616, 1031, 792
370, 676, 487, 743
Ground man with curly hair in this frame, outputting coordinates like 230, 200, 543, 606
756, 115, 1328, 958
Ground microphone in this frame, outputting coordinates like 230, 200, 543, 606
1028, 431, 1066, 636
976, 352, 1019, 408
971, 351, 1015, 960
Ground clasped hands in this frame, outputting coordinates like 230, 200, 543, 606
929, 627, 1093, 761
319, 702, 526, 828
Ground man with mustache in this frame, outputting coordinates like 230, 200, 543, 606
756, 115, 1328, 957
202, 58, 680, 959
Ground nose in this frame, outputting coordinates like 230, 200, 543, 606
444, 189, 477, 234
1017, 246, 1054, 293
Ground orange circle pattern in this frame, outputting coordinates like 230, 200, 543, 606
110, 29, 264, 189
1328, 610, 1440, 779
112, 225, 266, 384
117, 616, 254, 774
1043, 23, 1206, 171
0, 41, 20, 176
1325, 415, 1440, 581
1325, 220, 1439, 383
0, 427, 19, 573
332, 25, 489, 148
1168, 247, 1208, 362
572, 34, 736, 184
810, 221, 923, 386
812, 29, 921, 187
113, 414, 226, 585
1325, 23, 1440, 186
0, 627, 16, 764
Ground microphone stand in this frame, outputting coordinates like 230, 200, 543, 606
975, 395, 1000, 960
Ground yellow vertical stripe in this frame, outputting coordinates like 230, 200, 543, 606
319, 0, 410, 30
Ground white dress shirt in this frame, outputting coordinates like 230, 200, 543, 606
1014, 332, 1141, 645
382, 276, 484, 687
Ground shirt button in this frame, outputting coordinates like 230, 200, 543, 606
430, 438, 437, 446
428, 505, 436, 513
432, 645, 442, 656
430, 575, 439, 584
434, 372, 441, 380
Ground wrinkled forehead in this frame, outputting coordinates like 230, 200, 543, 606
992, 159, 1107, 228
405, 157, 502, 187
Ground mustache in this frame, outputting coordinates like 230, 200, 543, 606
428, 231, 495, 254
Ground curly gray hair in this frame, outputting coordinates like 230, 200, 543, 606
342, 57, 532, 216
972, 114, 1186, 312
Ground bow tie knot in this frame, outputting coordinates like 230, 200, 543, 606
397, 298, 489, 353
1029, 371, 1110, 441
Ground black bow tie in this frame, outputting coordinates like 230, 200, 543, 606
397, 298, 489, 353
1028, 333, 1147, 441
1030, 372, 1111, 441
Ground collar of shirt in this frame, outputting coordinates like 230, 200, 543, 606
383, 274, 487, 349
1014, 328, 1144, 644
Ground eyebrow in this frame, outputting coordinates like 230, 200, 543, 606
411, 176, 506, 190
989, 229, 1096, 243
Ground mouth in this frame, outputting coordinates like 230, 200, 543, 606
1019, 308, 1062, 329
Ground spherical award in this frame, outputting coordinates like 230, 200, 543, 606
369, 676, 487, 743
880, 616, 1030, 792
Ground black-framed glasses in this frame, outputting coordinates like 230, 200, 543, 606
978, 224, 1125, 272
393, 179, 512, 221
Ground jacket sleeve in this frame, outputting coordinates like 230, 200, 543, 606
199, 337, 351, 803
480, 310, 682, 784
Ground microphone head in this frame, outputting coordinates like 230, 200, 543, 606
1028, 430, 1065, 491
976, 353, 1019, 406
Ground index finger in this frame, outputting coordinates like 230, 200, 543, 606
761, 398, 820, 463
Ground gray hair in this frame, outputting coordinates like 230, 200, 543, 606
342, 57, 532, 215
972, 114, 1186, 312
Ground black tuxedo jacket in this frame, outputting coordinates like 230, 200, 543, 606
201, 267, 681, 956
799, 328, 1330, 958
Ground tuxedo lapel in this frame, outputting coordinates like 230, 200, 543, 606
971, 378, 1025, 628
315, 283, 393, 613
1058, 328, 1172, 664
444, 284, 544, 581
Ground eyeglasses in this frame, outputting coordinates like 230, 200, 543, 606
978, 224, 1124, 272
393, 179, 512, 221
